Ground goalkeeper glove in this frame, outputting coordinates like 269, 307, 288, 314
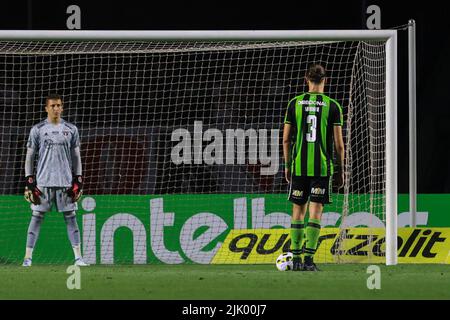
24, 175, 42, 205
67, 175, 83, 202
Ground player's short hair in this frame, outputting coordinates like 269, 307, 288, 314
306, 64, 326, 84
45, 94, 63, 105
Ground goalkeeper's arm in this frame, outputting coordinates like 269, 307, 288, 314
333, 125, 345, 188
67, 147, 83, 202
24, 148, 42, 204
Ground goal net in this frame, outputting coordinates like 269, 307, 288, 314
0, 32, 391, 265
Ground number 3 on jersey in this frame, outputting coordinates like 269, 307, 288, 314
306, 114, 317, 142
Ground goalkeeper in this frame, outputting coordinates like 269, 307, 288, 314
283, 64, 345, 271
22, 94, 88, 267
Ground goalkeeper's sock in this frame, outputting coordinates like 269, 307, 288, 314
25, 247, 33, 260
26, 213, 44, 249
72, 245, 82, 260
64, 213, 81, 248
304, 218, 322, 261
290, 219, 305, 258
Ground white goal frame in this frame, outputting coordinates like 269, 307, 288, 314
0, 29, 398, 265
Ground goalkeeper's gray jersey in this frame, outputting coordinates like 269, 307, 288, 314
27, 118, 80, 187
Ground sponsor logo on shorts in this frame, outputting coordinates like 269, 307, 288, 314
311, 187, 326, 195
292, 190, 303, 197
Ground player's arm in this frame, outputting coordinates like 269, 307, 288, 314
67, 126, 83, 202
283, 123, 293, 183
333, 107, 345, 188
24, 147, 42, 204
67, 146, 83, 202
333, 126, 344, 167
283, 99, 296, 183
24, 127, 42, 205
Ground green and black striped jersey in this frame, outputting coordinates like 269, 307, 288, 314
284, 92, 343, 177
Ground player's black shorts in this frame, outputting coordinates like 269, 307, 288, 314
288, 176, 332, 205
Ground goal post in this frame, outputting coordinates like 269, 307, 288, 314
0, 29, 398, 265
385, 31, 398, 265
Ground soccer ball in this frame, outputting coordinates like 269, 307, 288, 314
275, 252, 293, 271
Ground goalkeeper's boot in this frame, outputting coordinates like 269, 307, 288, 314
22, 258, 32, 267
74, 258, 90, 267
292, 256, 303, 271
303, 256, 320, 272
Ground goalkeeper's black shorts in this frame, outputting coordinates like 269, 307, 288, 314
288, 176, 332, 205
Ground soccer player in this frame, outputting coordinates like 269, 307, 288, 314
283, 64, 345, 271
22, 94, 89, 267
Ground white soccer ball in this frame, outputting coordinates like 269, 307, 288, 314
275, 252, 293, 271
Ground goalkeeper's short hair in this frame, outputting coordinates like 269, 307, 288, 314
45, 93, 63, 104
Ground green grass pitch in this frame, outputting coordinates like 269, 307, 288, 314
0, 264, 449, 300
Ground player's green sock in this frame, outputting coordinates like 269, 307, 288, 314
304, 218, 321, 259
290, 219, 304, 258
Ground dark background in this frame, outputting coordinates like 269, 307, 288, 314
0, 0, 448, 194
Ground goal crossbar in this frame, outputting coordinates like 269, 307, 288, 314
0, 30, 397, 42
